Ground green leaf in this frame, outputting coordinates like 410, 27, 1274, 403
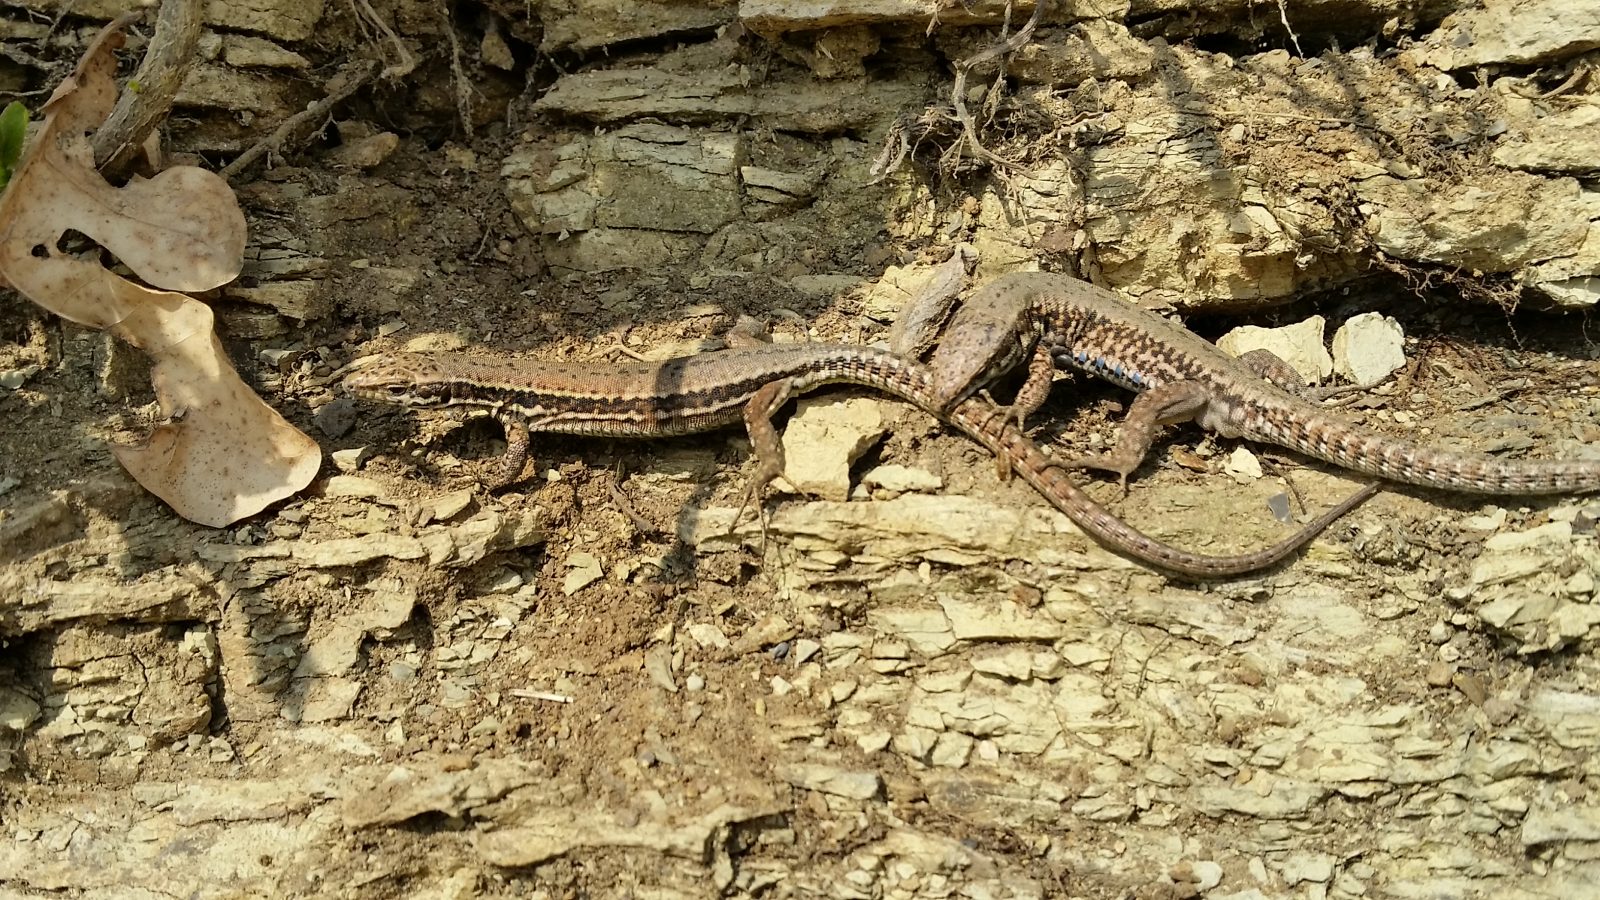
0, 101, 28, 193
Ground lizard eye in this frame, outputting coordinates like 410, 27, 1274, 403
386, 384, 409, 396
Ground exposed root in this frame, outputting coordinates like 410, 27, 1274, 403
946, 0, 1045, 175
347, 0, 417, 80
92, 0, 203, 176
869, 0, 1046, 182
436, 0, 476, 138
220, 59, 380, 180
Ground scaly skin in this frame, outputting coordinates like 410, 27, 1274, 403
344, 346, 1376, 578
930, 272, 1600, 495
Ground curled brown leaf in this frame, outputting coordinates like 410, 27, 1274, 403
0, 15, 320, 527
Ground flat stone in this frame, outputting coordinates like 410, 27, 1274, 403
1194, 775, 1330, 819
1493, 99, 1600, 176
13, 0, 325, 41
1522, 802, 1600, 845
1417, 0, 1600, 68
1333, 312, 1407, 387
1216, 317, 1332, 385
313, 398, 359, 439
741, 0, 1113, 35
0, 686, 41, 730
861, 464, 943, 494
297, 678, 362, 723
782, 764, 882, 800
504, 124, 743, 237
559, 552, 603, 595
222, 34, 309, 69
1357, 173, 1595, 272
940, 597, 1065, 642
686, 623, 732, 651
929, 732, 973, 768
540, 0, 736, 51
778, 397, 888, 501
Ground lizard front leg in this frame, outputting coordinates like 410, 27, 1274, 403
1009, 341, 1058, 428
987, 343, 1057, 484
732, 377, 797, 547
484, 412, 533, 491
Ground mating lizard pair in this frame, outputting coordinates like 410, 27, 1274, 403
343, 274, 1600, 577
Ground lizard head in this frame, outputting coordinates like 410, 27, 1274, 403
342, 352, 457, 409
926, 292, 1036, 415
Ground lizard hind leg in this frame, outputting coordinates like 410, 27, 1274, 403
731, 378, 798, 552
1053, 381, 1211, 491
1235, 348, 1369, 402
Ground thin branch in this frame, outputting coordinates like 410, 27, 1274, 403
220, 59, 380, 180
92, 0, 204, 175
948, 0, 1047, 172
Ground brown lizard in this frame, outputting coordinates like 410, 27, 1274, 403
928, 272, 1600, 494
342, 344, 1377, 578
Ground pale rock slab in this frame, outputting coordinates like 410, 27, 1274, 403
739, 0, 1123, 35
1416, 0, 1600, 68
533, 59, 927, 133
540, 0, 737, 51
1332, 312, 1406, 387
1492, 97, 1600, 176
861, 464, 943, 494
1526, 218, 1600, 309
1356, 173, 1597, 272
13, 0, 325, 41
777, 397, 889, 501
1217, 317, 1333, 385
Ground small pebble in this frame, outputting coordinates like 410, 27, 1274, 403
685, 674, 706, 692
313, 398, 359, 438
1452, 672, 1487, 705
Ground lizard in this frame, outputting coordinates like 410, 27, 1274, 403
926, 271, 1600, 494
340, 344, 1379, 578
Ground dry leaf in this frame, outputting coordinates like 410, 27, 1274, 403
0, 15, 320, 526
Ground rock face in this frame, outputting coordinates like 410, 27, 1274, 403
500, 1, 1600, 307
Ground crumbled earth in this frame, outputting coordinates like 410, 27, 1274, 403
3, 1, 1600, 898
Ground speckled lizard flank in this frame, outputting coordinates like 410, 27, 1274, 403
929, 272, 1600, 495
343, 344, 1376, 578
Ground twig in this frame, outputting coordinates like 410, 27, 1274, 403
220, 59, 380, 180
1275, 0, 1305, 58
609, 479, 659, 537
436, 0, 474, 138
347, 0, 416, 80
1510, 65, 1590, 100
509, 688, 574, 704
92, 1, 203, 175
0, 43, 51, 70
866, 112, 913, 183
610, 343, 653, 362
